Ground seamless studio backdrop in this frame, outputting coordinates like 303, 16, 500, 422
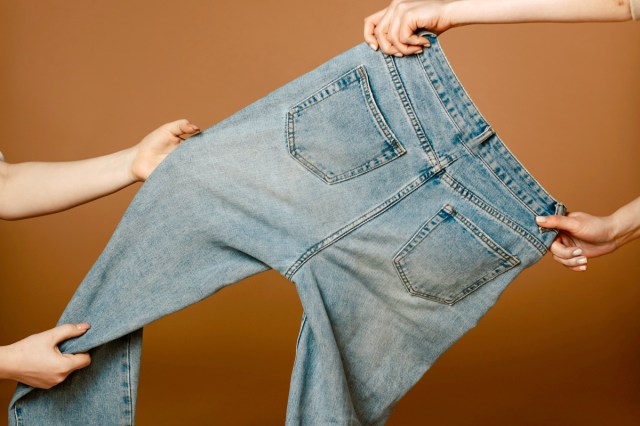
1, 1, 639, 425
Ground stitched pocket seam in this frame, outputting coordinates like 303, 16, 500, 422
286, 65, 405, 184
393, 204, 520, 306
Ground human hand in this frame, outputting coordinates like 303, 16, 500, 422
0, 324, 92, 388
130, 119, 200, 181
536, 212, 619, 272
364, 0, 455, 56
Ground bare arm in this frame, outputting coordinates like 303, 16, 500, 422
0, 119, 199, 220
0, 150, 139, 220
365, 0, 635, 55
449, 0, 632, 25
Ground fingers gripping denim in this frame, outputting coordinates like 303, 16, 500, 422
9, 35, 562, 425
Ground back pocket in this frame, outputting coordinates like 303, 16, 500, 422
393, 204, 520, 306
286, 65, 405, 184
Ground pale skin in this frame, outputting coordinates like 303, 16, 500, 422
0, 119, 200, 220
536, 198, 640, 272
0, 119, 200, 388
364, 0, 634, 56
364, 0, 638, 271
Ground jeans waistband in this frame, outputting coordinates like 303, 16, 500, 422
412, 32, 564, 220
416, 32, 491, 143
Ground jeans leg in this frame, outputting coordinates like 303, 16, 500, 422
11, 332, 142, 426
9, 132, 272, 424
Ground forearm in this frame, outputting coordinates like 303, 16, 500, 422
609, 196, 640, 248
447, 0, 633, 27
0, 345, 16, 381
0, 148, 137, 220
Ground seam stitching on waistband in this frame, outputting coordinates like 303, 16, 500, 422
284, 167, 445, 279
420, 40, 558, 221
475, 135, 558, 219
441, 173, 548, 255
419, 41, 491, 136
474, 150, 539, 218
416, 54, 465, 138
382, 54, 440, 168
456, 126, 496, 163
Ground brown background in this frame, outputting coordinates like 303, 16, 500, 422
1, 1, 639, 424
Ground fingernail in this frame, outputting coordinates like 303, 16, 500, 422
415, 49, 423, 54
394, 53, 403, 58
369, 43, 378, 51
579, 265, 587, 271
536, 216, 547, 223
577, 257, 587, 265
76, 323, 91, 330
424, 42, 432, 48
572, 248, 583, 256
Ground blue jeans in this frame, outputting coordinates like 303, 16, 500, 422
9, 34, 562, 425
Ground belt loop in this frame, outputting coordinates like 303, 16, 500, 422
416, 30, 437, 39
555, 202, 567, 217
539, 202, 567, 234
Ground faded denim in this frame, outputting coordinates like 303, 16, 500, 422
9, 34, 562, 425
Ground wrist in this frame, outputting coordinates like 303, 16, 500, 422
443, 0, 465, 28
123, 146, 143, 183
608, 209, 639, 249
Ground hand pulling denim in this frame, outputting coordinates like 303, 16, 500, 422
9, 34, 563, 425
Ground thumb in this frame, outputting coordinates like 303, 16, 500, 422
50, 323, 91, 344
536, 215, 578, 232
163, 119, 200, 138
62, 352, 92, 371
403, 33, 431, 46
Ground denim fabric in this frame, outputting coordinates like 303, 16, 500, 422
9, 34, 562, 425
